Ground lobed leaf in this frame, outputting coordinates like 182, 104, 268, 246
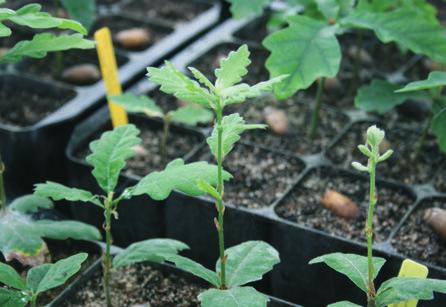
216, 241, 280, 287
226, 0, 272, 19
111, 93, 163, 118
130, 159, 231, 200
170, 105, 214, 126
375, 277, 446, 306
207, 114, 266, 159
199, 286, 269, 307
355, 79, 428, 114
112, 239, 189, 268
147, 61, 215, 108
0, 33, 94, 64
315, 0, 340, 20
34, 181, 102, 207
263, 15, 341, 99
309, 253, 386, 293
86, 124, 141, 193
34, 220, 101, 241
215, 44, 251, 89
8, 194, 53, 214
396, 71, 446, 93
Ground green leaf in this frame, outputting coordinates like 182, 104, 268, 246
148, 61, 216, 108
0, 288, 27, 307
188, 67, 215, 91
61, 0, 96, 31
86, 124, 141, 193
309, 253, 386, 293
341, 8, 446, 64
328, 301, 362, 307
0, 33, 94, 64
0, 23, 11, 37
9, 4, 87, 34
216, 241, 280, 287
207, 114, 266, 159
0, 211, 100, 266
215, 44, 251, 89
432, 98, 446, 153
27, 253, 87, 294
315, 0, 340, 20
8, 195, 53, 214
34, 181, 102, 207
375, 277, 446, 306
170, 106, 214, 126
111, 93, 163, 118
355, 79, 428, 114
226, 0, 272, 19
26, 264, 51, 293
0, 262, 26, 290
221, 76, 289, 105
130, 159, 231, 200
199, 286, 269, 307
196, 178, 220, 200
396, 71, 446, 92
163, 254, 220, 287
264, 15, 341, 99
112, 239, 188, 268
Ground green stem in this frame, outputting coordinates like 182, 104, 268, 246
215, 100, 226, 289
310, 77, 325, 139
54, 51, 63, 78
30, 295, 37, 307
161, 115, 172, 164
103, 192, 114, 307
0, 152, 6, 211
366, 158, 377, 303
414, 113, 432, 158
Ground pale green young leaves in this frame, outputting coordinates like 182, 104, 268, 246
263, 15, 341, 99
111, 94, 163, 118
225, 0, 272, 19
86, 124, 141, 194
215, 44, 251, 89
396, 71, 446, 93
309, 253, 386, 293
170, 105, 214, 126
34, 181, 102, 207
199, 286, 269, 307
0, 33, 94, 64
207, 114, 266, 159
8, 195, 52, 213
129, 159, 232, 200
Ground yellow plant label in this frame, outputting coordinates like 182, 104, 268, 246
94, 27, 128, 127
389, 259, 428, 307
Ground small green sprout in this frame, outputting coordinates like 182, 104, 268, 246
34, 124, 227, 307
110, 93, 213, 162
0, 253, 87, 307
311, 125, 446, 307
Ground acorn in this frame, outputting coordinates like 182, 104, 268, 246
115, 28, 151, 49
0, 47, 9, 57
323, 76, 341, 91
422, 59, 443, 72
321, 190, 360, 220
263, 107, 289, 135
61, 64, 101, 85
423, 207, 446, 240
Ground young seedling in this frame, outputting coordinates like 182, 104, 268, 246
34, 124, 228, 307
355, 71, 446, 156
310, 125, 446, 306
112, 45, 288, 306
227, 0, 446, 139
110, 93, 213, 162
0, 253, 87, 307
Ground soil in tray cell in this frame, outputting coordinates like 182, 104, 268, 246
63, 263, 204, 307
0, 75, 76, 127
76, 116, 204, 177
327, 121, 445, 185
194, 143, 305, 209
188, 43, 269, 85
392, 198, 446, 268
275, 167, 415, 243
239, 95, 349, 156
91, 16, 173, 52
122, 0, 212, 23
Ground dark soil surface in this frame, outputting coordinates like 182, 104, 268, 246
234, 16, 270, 44
76, 116, 204, 177
326, 122, 444, 185
189, 43, 269, 85
122, 0, 212, 23
91, 15, 172, 51
15, 50, 128, 86
195, 143, 305, 209
239, 95, 349, 156
433, 166, 446, 193
275, 167, 415, 243
0, 76, 75, 127
392, 198, 446, 267
64, 263, 204, 307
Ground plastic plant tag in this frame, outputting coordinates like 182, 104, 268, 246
95, 27, 128, 127
389, 259, 429, 307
